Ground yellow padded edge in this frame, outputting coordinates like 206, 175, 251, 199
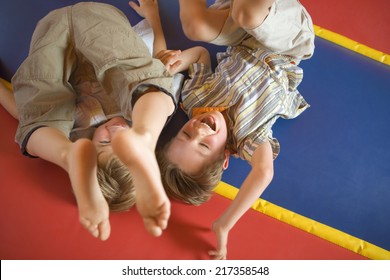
0, 77, 12, 90
214, 181, 390, 260
313, 25, 390, 66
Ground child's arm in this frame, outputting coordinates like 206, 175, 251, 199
130, 0, 211, 74
129, 0, 167, 56
209, 141, 274, 260
179, 0, 230, 42
26, 127, 111, 240
155, 46, 211, 74
0, 78, 18, 119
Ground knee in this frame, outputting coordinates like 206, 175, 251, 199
180, 19, 197, 40
180, 19, 212, 42
179, 9, 198, 40
231, 3, 271, 29
231, 9, 259, 29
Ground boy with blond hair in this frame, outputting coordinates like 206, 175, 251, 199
11, 2, 176, 240
158, 0, 315, 259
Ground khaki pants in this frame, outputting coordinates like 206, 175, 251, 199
12, 2, 173, 154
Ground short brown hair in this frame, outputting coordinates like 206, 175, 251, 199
97, 155, 135, 212
157, 143, 225, 206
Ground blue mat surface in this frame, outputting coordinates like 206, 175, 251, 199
223, 38, 390, 250
1, 0, 389, 252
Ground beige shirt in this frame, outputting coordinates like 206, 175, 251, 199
210, 0, 315, 64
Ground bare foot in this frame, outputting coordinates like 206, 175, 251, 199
112, 128, 170, 237
68, 139, 111, 240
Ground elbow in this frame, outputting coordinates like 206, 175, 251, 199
231, 10, 264, 29
251, 164, 274, 188
179, 12, 199, 41
262, 166, 274, 185
196, 46, 211, 65
180, 20, 216, 42
231, 1, 274, 29
181, 24, 205, 41
230, 9, 247, 28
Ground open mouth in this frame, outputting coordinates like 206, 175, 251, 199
110, 123, 127, 128
200, 115, 216, 131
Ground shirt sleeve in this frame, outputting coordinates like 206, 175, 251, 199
238, 120, 280, 162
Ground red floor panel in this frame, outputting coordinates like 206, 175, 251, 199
0, 0, 387, 261
300, 0, 390, 54
0, 107, 365, 260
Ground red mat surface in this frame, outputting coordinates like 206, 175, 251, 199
3, 0, 383, 260
0, 106, 366, 260
300, 0, 390, 54
1, 0, 383, 261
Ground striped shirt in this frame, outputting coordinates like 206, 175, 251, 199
181, 46, 309, 162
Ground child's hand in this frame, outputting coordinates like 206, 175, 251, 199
129, 0, 159, 20
155, 49, 183, 75
208, 220, 229, 260
209, 247, 227, 260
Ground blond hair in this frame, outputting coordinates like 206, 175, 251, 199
97, 155, 135, 212
157, 144, 225, 206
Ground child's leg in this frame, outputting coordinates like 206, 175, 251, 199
179, 0, 229, 42
26, 127, 111, 240
230, 0, 274, 29
112, 89, 174, 237
70, 3, 175, 236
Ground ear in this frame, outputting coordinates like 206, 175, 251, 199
222, 149, 230, 170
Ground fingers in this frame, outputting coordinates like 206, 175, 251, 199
128, 1, 138, 10
129, 1, 144, 17
166, 61, 183, 75
156, 50, 181, 62
129, 0, 160, 18
155, 50, 183, 74
208, 250, 227, 260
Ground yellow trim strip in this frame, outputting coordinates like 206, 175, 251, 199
214, 181, 390, 260
3, 25, 389, 258
313, 25, 390, 66
0, 78, 12, 90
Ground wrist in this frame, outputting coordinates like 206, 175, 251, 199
212, 218, 231, 235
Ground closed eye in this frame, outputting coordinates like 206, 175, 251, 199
182, 131, 209, 149
200, 143, 209, 149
